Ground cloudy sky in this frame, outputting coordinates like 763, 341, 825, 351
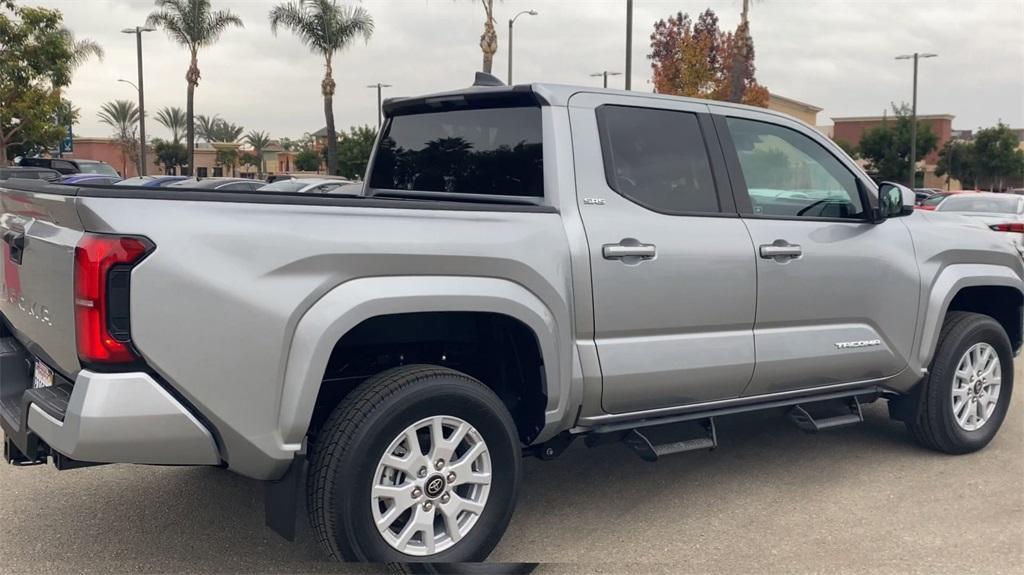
30, 0, 1024, 141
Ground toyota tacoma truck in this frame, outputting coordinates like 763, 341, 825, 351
1, 76, 1021, 564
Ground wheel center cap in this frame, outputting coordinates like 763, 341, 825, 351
424, 474, 446, 499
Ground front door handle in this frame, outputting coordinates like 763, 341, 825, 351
603, 241, 656, 261
3, 230, 24, 265
759, 241, 802, 260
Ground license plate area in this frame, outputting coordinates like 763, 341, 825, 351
32, 360, 53, 389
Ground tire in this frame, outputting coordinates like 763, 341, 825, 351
308, 365, 522, 563
905, 311, 1014, 454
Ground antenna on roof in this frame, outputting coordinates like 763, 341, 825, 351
473, 72, 506, 87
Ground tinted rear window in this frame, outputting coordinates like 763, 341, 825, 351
369, 106, 543, 198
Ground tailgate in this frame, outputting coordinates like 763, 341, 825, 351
0, 180, 84, 377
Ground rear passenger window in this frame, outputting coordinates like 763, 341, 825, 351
596, 105, 719, 214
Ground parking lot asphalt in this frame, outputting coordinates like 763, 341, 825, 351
1, 362, 1021, 574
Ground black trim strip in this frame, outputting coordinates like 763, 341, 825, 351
75, 186, 559, 213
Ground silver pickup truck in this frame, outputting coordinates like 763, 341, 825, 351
1, 77, 1021, 564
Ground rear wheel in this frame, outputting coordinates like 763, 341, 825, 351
905, 312, 1014, 454
308, 365, 522, 563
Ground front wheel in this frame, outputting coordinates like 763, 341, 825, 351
308, 365, 522, 563
905, 311, 1014, 454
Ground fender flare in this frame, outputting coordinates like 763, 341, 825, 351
917, 263, 1024, 368
275, 276, 572, 449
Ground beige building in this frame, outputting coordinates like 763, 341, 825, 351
767, 93, 823, 126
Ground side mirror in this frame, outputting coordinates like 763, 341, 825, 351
875, 181, 915, 221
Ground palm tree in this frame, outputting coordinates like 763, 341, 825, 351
244, 129, 271, 177
155, 106, 187, 144
61, 27, 105, 75
98, 100, 141, 175
146, 0, 243, 176
269, 0, 373, 176
473, 0, 498, 74
194, 114, 220, 142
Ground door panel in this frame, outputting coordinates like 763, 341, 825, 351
742, 218, 919, 395
569, 93, 757, 414
711, 110, 920, 396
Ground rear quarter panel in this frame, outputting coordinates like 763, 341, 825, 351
75, 197, 574, 479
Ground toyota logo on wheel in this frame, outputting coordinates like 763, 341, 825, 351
425, 475, 446, 498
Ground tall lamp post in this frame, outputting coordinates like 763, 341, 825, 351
122, 26, 154, 176
895, 52, 937, 188
507, 10, 537, 85
590, 71, 622, 89
367, 83, 393, 129
625, 0, 633, 90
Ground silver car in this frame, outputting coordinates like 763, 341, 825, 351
936, 192, 1024, 247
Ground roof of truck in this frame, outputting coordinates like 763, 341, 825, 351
382, 77, 804, 129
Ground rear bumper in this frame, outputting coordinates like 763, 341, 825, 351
1, 337, 220, 466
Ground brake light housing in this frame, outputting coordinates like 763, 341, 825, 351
990, 223, 1024, 233
74, 234, 153, 364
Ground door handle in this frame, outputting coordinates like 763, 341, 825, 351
759, 241, 802, 260
3, 230, 24, 264
603, 241, 656, 260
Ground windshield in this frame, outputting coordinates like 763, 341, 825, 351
258, 180, 307, 193
937, 195, 1021, 214
922, 194, 949, 207
117, 177, 153, 186
78, 162, 120, 176
369, 106, 543, 198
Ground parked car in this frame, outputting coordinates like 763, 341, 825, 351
916, 190, 975, 211
58, 174, 122, 186
267, 174, 353, 184
0, 166, 61, 182
117, 175, 189, 188
167, 177, 265, 191
1, 78, 1022, 564
935, 192, 1024, 247
257, 178, 349, 194
18, 157, 120, 177
914, 187, 940, 204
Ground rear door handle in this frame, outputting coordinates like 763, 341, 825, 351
759, 242, 802, 260
603, 242, 656, 260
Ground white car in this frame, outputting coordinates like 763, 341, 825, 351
257, 178, 349, 194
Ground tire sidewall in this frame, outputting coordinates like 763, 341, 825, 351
932, 317, 1014, 450
332, 375, 521, 563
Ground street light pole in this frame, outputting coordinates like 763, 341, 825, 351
366, 83, 393, 129
507, 10, 537, 85
625, 0, 633, 90
590, 71, 622, 89
896, 52, 937, 188
122, 26, 154, 176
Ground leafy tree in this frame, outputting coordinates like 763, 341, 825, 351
972, 123, 1024, 191
295, 148, 321, 172
321, 125, 376, 179
857, 103, 937, 184
936, 139, 975, 189
0, 3, 76, 165
195, 114, 243, 142
152, 138, 187, 173
194, 113, 219, 141
239, 151, 261, 173
648, 8, 768, 106
155, 106, 187, 144
834, 139, 858, 159
60, 27, 104, 77
147, 0, 243, 176
97, 100, 141, 175
269, 0, 373, 177
214, 146, 238, 176
244, 129, 271, 177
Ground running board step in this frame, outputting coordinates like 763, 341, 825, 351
622, 419, 718, 462
788, 397, 864, 433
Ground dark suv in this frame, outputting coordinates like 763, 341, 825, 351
18, 157, 120, 177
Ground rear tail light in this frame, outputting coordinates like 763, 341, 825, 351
990, 223, 1024, 233
74, 234, 153, 364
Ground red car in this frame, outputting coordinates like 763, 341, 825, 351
917, 190, 976, 211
